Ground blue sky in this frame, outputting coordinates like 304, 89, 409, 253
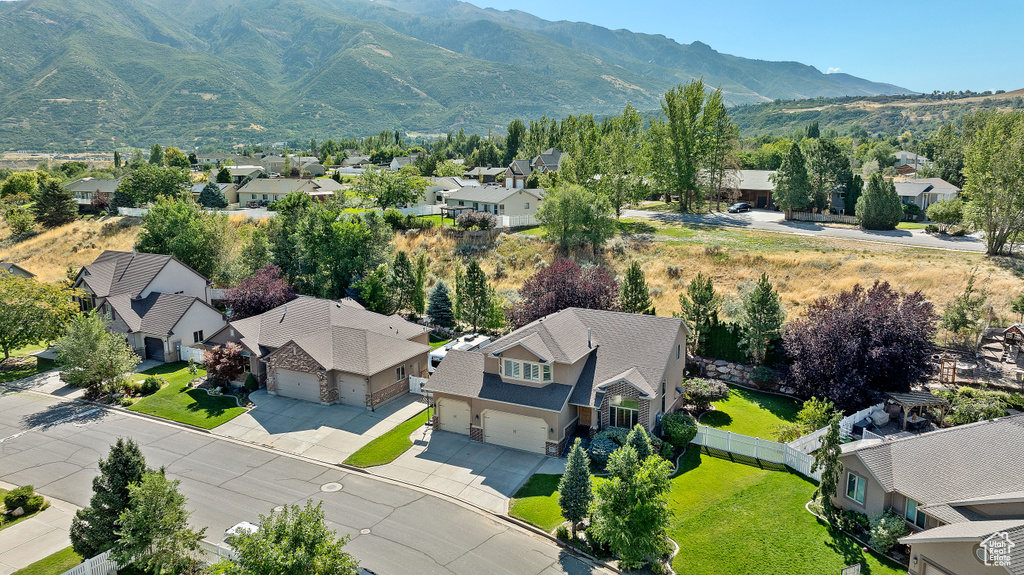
480, 0, 1022, 93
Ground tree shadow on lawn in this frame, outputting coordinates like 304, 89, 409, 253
730, 387, 801, 423
699, 410, 732, 428
699, 446, 789, 473
181, 387, 236, 418
137, 362, 191, 378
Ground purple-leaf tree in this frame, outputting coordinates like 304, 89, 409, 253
225, 264, 297, 320
782, 281, 937, 412
506, 258, 619, 328
203, 342, 246, 385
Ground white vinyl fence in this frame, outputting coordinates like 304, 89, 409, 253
787, 402, 885, 454
408, 375, 429, 395
60, 551, 118, 575
396, 205, 443, 216
179, 345, 206, 364
199, 539, 237, 563
499, 214, 538, 228
692, 425, 822, 481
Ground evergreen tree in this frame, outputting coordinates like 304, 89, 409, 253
149, 144, 163, 166
844, 174, 863, 217
113, 151, 121, 169
620, 261, 654, 315
810, 414, 843, 519
739, 273, 785, 365
677, 272, 721, 354
503, 119, 526, 166
389, 251, 416, 314
70, 438, 148, 558
856, 173, 902, 230
557, 438, 593, 539
460, 260, 492, 332
412, 253, 427, 316
426, 281, 455, 327
626, 424, 653, 460
33, 179, 78, 228
215, 167, 233, 184
771, 143, 812, 212
197, 181, 228, 208
806, 121, 820, 139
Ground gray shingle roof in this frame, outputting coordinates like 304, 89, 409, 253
446, 185, 543, 204
222, 296, 429, 358
895, 181, 933, 198
65, 177, 121, 194
424, 350, 573, 411
285, 325, 430, 376
79, 250, 205, 298
237, 178, 342, 196
899, 519, 1024, 543
914, 177, 961, 194
738, 170, 776, 191
106, 292, 206, 335
844, 414, 1024, 507
0, 262, 34, 277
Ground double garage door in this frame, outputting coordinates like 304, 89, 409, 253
274, 369, 322, 403
483, 411, 547, 455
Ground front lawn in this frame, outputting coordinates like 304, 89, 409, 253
127, 362, 246, 429
699, 385, 800, 439
509, 474, 564, 532
11, 546, 82, 575
0, 487, 49, 532
0, 356, 57, 384
343, 408, 431, 468
897, 221, 927, 230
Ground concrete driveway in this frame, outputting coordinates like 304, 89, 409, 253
212, 391, 427, 464
376, 429, 566, 514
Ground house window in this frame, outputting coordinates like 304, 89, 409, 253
905, 498, 927, 529
524, 202, 530, 210
846, 473, 866, 504
396, 365, 406, 381
610, 396, 639, 428
676, 345, 681, 360
193, 330, 204, 343
263, 194, 268, 200
502, 358, 550, 382
543, 365, 552, 382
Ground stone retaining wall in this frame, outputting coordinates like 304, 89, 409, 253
695, 356, 797, 395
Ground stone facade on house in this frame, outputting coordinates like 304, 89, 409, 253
266, 342, 332, 403
369, 379, 407, 408
598, 380, 652, 431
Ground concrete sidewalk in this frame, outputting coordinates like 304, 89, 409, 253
0, 482, 78, 575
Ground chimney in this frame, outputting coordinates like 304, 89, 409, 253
588, 328, 592, 348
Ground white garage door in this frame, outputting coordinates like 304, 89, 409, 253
274, 369, 321, 403
483, 411, 547, 454
438, 398, 470, 435
337, 376, 366, 407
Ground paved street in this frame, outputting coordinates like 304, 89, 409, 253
0, 390, 607, 575
622, 208, 987, 252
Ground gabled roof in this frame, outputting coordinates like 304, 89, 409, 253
189, 183, 234, 195
841, 414, 1024, 507
0, 262, 34, 277
281, 325, 430, 376
215, 296, 429, 357
464, 166, 507, 177
105, 292, 216, 335
424, 350, 573, 411
77, 250, 208, 298
65, 177, 121, 194
508, 159, 532, 176
446, 185, 544, 204
737, 170, 776, 191
895, 181, 933, 198
899, 519, 1024, 544
914, 177, 960, 194
533, 148, 565, 171
237, 178, 342, 196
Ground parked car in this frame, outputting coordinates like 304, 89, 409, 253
727, 202, 752, 213
428, 333, 492, 374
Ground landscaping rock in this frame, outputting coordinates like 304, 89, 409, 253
714, 360, 729, 366
10, 506, 24, 517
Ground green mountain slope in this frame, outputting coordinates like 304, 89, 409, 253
0, 0, 913, 150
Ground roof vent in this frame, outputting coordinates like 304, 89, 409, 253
588, 328, 592, 348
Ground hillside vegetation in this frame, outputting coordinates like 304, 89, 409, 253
0, 0, 910, 150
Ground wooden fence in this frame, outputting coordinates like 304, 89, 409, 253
692, 425, 821, 481
786, 211, 859, 225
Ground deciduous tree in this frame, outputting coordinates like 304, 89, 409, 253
0, 171, 38, 198
114, 471, 205, 575
926, 198, 963, 232
354, 166, 427, 209
136, 196, 228, 279
117, 163, 190, 206
507, 259, 619, 328
55, 313, 140, 396
536, 184, 615, 252
0, 274, 78, 360
598, 104, 650, 217
940, 271, 987, 347
962, 110, 1024, 255
149, 144, 163, 166
225, 265, 296, 321
650, 79, 721, 212
163, 147, 191, 170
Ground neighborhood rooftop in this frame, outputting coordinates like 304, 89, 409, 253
77, 250, 206, 298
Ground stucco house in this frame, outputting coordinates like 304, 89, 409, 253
832, 414, 1024, 575
425, 308, 689, 456
237, 178, 343, 205
895, 178, 960, 213
503, 148, 566, 189
73, 251, 225, 363
0, 262, 34, 278
66, 177, 121, 206
445, 185, 545, 217
203, 297, 431, 408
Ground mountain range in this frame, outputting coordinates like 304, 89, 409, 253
0, 0, 913, 150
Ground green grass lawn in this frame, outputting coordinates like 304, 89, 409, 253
343, 408, 431, 468
9, 343, 48, 357
428, 335, 451, 350
10, 546, 82, 575
897, 221, 927, 230
699, 385, 801, 439
509, 474, 564, 532
127, 362, 246, 429
510, 450, 904, 575
0, 356, 57, 384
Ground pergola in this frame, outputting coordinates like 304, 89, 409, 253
886, 391, 950, 430
439, 205, 474, 226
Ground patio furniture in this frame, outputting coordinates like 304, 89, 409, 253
870, 410, 890, 427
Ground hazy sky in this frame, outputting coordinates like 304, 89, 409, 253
480, 0, 1022, 93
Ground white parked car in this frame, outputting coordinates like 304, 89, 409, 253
428, 333, 491, 373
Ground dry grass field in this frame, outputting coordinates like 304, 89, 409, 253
3, 214, 1020, 325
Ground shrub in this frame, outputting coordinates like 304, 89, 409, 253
555, 524, 571, 542
750, 365, 777, 386
588, 438, 618, 467
4, 485, 45, 514
684, 378, 730, 413
660, 442, 675, 461
838, 510, 870, 533
661, 412, 698, 448
952, 228, 967, 237
140, 376, 161, 395
125, 381, 143, 396
593, 428, 630, 446
244, 373, 259, 392
382, 208, 406, 230
455, 210, 497, 230
868, 510, 910, 554
924, 224, 939, 234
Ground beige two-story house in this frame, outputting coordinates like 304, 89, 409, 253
426, 308, 689, 456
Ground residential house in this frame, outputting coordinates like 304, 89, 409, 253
222, 165, 267, 185
196, 153, 251, 167
408, 177, 480, 208
203, 297, 431, 408
389, 154, 420, 171
66, 177, 121, 206
895, 178, 960, 214
425, 308, 689, 456
341, 155, 371, 169
260, 154, 286, 174
464, 166, 506, 184
0, 262, 34, 278
503, 148, 566, 189
445, 185, 544, 217
532, 148, 565, 174
895, 151, 931, 170
190, 183, 239, 205
897, 164, 920, 177
735, 170, 777, 209
73, 251, 225, 363
832, 414, 1024, 575
237, 178, 343, 205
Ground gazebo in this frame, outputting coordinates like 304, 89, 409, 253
886, 391, 950, 430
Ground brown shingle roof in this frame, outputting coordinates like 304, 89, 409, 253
424, 350, 573, 411
286, 325, 430, 376
79, 250, 206, 298
106, 292, 209, 335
